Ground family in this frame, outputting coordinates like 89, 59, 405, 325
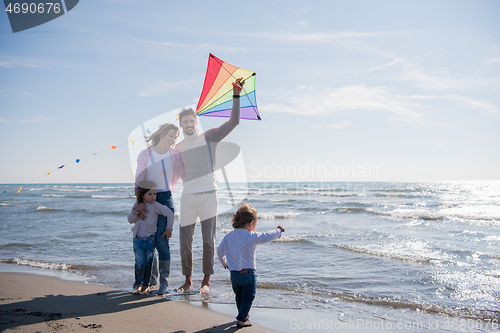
126, 78, 285, 327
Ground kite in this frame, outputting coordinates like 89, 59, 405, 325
196, 53, 261, 120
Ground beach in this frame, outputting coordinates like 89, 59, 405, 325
1, 181, 499, 332
0, 271, 275, 333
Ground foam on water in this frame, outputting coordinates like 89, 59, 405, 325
257, 212, 300, 219
1, 181, 499, 328
332, 239, 449, 263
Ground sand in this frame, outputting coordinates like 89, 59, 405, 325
0, 272, 276, 333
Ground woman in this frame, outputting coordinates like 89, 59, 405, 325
135, 123, 184, 295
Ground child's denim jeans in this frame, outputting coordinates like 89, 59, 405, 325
133, 235, 155, 287
230, 269, 257, 322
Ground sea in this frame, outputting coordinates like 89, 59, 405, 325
1, 181, 499, 332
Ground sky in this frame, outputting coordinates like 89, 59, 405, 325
1, 0, 499, 185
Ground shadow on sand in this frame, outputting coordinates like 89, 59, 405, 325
0, 290, 253, 332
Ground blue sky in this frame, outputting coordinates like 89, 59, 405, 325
1, 0, 499, 184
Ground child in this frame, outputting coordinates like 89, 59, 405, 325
217, 203, 285, 328
127, 180, 174, 295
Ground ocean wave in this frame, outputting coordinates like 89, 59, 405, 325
244, 197, 296, 203
246, 197, 268, 201
332, 240, 448, 263
218, 227, 233, 234
366, 208, 500, 222
275, 235, 312, 244
372, 188, 427, 193
258, 212, 300, 219
102, 186, 133, 190
42, 194, 86, 199
366, 208, 444, 220
319, 192, 360, 197
258, 282, 499, 321
432, 269, 500, 313
0, 243, 33, 250
55, 188, 101, 193
0, 258, 95, 271
91, 195, 134, 199
35, 206, 63, 212
35, 207, 129, 215
218, 210, 300, 220
334, 207, 366, 214
344, 201, 371, 207
312, 199, 336, 203
270, 198, 297, 203
375, 192, 423, 198
485, 235, 500, 243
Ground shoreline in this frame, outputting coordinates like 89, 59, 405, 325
0, 271, 276, 333
0, 264, 368, 333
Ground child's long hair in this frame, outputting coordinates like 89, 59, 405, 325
136, 180, 157, 204
147, 123, 179, 148
231, 203, 257, 228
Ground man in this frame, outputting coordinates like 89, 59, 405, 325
176, 78, 244, 292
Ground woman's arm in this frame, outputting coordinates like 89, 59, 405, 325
134, 149, 149, 192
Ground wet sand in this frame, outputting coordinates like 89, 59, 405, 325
0, 272, 275, 333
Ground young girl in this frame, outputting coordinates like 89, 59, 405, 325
217, 203, 285, 328
128, 180, 174, 295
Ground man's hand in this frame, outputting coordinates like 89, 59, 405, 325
232, 77, 245, 95
277, 225, 285, 233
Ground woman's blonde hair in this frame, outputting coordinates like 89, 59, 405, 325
147, 123, 179, 147
231, 203, 257, 228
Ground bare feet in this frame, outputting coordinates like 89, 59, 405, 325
236, 320, 252, 328
177, 276, 193, 292
176, 282, 193, 292
199, 275, 210, 293
132, 286, 142, 295
199, 284, 210, 293
140, 286, 149, 294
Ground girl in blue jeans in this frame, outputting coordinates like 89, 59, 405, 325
217, 203, 285, 328
128, 180, 174, 295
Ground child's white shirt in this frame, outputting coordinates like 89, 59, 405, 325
217, 228, 281, 271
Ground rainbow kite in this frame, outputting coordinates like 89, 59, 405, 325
196, 54, 261, 120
